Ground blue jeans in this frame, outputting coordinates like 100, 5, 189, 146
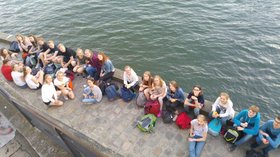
189, 139, 205, 157
82, 98, 98, 104
83, 87, 98, 104
255, 135, 275, 155
208, 111, 230, 125
234, 134, 253, 146
86, 66, 99, 80
185, 106, 200, 116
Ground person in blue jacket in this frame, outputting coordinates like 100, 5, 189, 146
165, 80, 185, 112
250, 116, 280, 157
228, 105, 261, 152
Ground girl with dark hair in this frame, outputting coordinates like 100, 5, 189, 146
184, 85, 205, 116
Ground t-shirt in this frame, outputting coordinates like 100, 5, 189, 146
1, 64, 13, 81
58, 47, 76, 62
54, 77, 69, 88
40, 42, 49, 52
191, 119, 208, 137
11, 71, 26, 86
25, 74, 39, 89
49, 45, 58, 54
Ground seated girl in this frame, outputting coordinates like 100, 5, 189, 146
11, 63, 27, 88
165, 80, 185, 112
16, 34, 32, 60
209, 92, 235, 125
73, 48, 87, 76
41, 74, 63, 107
149, 75, 167, 117
82, 78, 103, 104
123, 65, 139, 92
54, 71, 75, 100
184, 85, 205, 117
98, 52, 115, 82
139, 71, 153, 99
188, 114, 208, 157
23, 66, 44, 90
0, 48, 18, 61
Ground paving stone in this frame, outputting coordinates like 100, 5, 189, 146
152, 146, 162, 157
0, 139, 20, 157
121, 141, 132, 152
165, 131, 174, 140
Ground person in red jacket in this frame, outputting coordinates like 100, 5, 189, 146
1, 59, 13, 81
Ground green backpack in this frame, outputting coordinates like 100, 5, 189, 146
137, 114, 157, 133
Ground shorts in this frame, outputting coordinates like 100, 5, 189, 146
43, 101, 51, 105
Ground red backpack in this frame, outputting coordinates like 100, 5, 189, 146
144, 100, 160, 116
176, 112, 191, 129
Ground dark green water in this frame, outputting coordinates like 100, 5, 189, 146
1, 0, 280, 120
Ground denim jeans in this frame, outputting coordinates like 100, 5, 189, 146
185, 106, 200, 116
82, 98, 98, 104
255, 135, 275, 155
208, 111, 230, 125
189, 139, 205, 157
234, 134, 253, 146
86, 66, 99, 80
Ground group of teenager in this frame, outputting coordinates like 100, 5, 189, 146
1, 34, 279, 157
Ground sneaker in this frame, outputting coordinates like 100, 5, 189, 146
157, 110, 162, 118
227, 144, 237, 152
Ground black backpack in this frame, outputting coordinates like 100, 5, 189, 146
161, 110, 174, 123
245, 150, 264, 157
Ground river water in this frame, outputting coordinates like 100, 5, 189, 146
1, 0, 280, 120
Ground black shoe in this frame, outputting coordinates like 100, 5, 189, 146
227, 144, 237, 152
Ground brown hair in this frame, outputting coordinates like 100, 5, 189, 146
0, 48, 9, 59
2, 59, 10, 65
142, 71, 153, 88
249, 105, 260, 113
191, 85, 203, 96
28, 34, 38, 47
170, 80, 179, 89
22, 66, 29, 79
87, 78, 96, 85
98, 52, 109, 65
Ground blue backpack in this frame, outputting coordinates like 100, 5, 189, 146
208, 118, 222, 136
105, 84, 118, 101
9, 41, 20, 53
44, 63, 56, 75
120, 87, 136, 102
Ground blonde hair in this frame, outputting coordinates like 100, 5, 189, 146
220, 92, 229, 100
153, 75, 164, 87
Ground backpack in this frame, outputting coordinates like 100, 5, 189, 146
136, 92, 147, 107
224, 128, 241, 143
25, 55, 37, 68
162, 110, 174, 123
105, 84, 118, 101
245, 150, 264, 157
175, 112, 191, 129
9, 41, 20, 53
120, 87, 136, 102
137, 114, 157, 133
44, 63, 56, 75
208, 118, 222, 136
144, 100, 160, 116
